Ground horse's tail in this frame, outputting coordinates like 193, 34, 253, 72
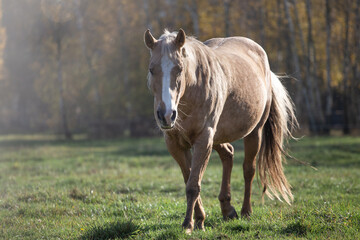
258, 72, 298, 204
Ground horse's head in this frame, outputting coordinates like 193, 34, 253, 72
144, 29, 187, 130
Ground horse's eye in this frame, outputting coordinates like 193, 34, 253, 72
149, 68, 154, 75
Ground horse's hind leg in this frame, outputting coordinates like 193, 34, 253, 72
241, 128, 262, 217
213, 143, 238, 220
165, 136, 206, 231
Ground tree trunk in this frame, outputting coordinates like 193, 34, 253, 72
325, 0, 333, 133
276, 0, 283, 69
258, 0, 266, 46
352, 0, 360, 128
300, 0, 325, 133
223, 0, 232, 37
185, 0, 200, 37
118, 4, 131, 135
342, 1, 350, 134
294, 0, 323, 132
55, 26, 72, 140
74, 0, 103, 138
283, 0, 317, 133
143, 0, 151, 29
305, 0, 324, 133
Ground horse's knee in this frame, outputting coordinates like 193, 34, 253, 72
186, 183, 200, 199
218, 193, 231, 203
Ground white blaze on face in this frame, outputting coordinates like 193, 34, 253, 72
161, 54, 175, 115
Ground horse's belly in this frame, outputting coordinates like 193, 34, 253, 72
213, 93, 267, 144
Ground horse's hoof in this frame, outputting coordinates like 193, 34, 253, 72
195, 221, 205, 231
182, 219, 194, 234
228, 207, 239, 220
223, 206, 239, 220
185, 228, 193, 235
240, 208, 252, 219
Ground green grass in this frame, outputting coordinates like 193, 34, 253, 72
0, 134, 359, 239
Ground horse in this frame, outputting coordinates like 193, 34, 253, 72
144, 28, 298, 233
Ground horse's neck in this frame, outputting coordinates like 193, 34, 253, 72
181, 42, 227, 112
185, 41, 224, 87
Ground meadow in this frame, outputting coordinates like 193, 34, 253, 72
0, 134, 359, 239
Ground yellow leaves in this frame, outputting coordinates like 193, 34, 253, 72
0, 0, 359, 133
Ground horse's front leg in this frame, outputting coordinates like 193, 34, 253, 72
183, 128, 214, 233
213, 143, 238, 220
165, 135, 206, 231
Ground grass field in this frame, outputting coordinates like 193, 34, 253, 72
0, 135, 359, 239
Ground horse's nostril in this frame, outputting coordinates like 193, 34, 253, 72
171, 110, 177, 122
157, 110, 163, 122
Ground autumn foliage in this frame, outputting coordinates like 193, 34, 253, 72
0, 0, 359, 137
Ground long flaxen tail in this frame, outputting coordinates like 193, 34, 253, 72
258, 72, 298, 204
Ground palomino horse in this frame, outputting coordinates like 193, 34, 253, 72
144, 29, 297, 233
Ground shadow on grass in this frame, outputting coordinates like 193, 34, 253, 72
80, 221, 184, 240
226, 223, 250, 233
80, 220, 141, 240
281, 221, 309, 237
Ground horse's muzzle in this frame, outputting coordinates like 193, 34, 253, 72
157, 108, 177, 129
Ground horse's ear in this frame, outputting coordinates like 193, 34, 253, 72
144, 29, 157, 50
174, 28, 186, 49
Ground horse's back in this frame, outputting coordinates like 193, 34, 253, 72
203, 38, 224, 48
205, 36, 263, 51
205, 37, 268, 67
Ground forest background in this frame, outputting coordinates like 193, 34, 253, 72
0, 0, 359, 138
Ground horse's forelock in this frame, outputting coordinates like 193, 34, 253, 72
158, 30, 178, 58
151, 29, 201, 69
159, 29, 177, 41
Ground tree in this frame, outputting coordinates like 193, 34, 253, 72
74, 0, 103, 137
185, 0, 200, 37
342, 0, 351, 134
1, 0, 359, 136
351, 0, 360, 128
325, 0, 333, 132
55, 23, 72, 139
283, 0, 317, 132
223, 0, 232, 37
1, 0, 42, 132
0, 0, 4, 82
